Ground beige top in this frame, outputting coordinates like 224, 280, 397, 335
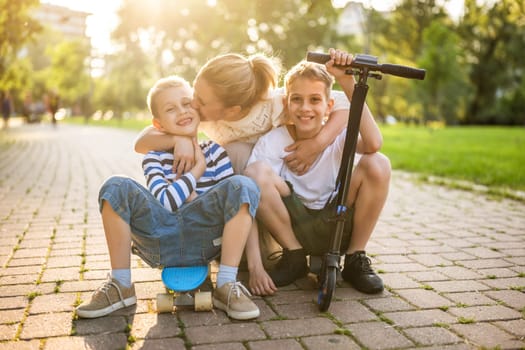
199, 87, 350, 145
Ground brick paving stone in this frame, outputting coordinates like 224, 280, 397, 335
363, 296, 416, 313
451, 322, 525, 349
131, 338, 186, 350
442, 292, 497, 306
346, 321, 414, 349
0, 324, 18, 341
493, 319, 525, 337
261, 317, 336, 339
248, 338, 303, 350
0, 340, 41, 350
0, 309, 25, 324
192, 343, 246, 350
178, 309, 231, 327
301, 334, 361, 350
186, 323, 265, 345
383, 309, 456, 327
403, 326, 463, 346
330, 300, 378, 323
44, 333, 128, 349
481, 276, 525, 289
484, 289, 525, 309
74, 315, 128, 335
426, 280, 490, 293
381, 273, 421, 289
131, 313, 181, 339
396, 289, 453, 309
448, 305, 523, 322
28, 293, 76, 314
19, 312, 73, 339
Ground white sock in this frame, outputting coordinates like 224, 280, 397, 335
111, 269, 132, 288
216, 264, 238, 288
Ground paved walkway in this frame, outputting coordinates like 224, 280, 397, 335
0, 123, 524, 350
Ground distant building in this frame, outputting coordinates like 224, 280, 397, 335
33, 3, 90, 43
337, 1, 366, 36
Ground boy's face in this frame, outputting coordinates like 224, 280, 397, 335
153, 85, 199, 137
285, 77, 334, 139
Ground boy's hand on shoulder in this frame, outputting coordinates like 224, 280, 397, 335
190, 138, 206, 179
172, 135, 195, 178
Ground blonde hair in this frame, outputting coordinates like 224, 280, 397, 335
284, 61, 334, 99
195, 53, 280, 111
147, 76, 191, 118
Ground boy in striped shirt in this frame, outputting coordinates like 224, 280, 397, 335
76, 76, 261, 320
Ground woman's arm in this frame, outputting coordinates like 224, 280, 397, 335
134, 126, 195, 175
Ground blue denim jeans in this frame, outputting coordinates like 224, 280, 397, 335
98, 175, 260, 268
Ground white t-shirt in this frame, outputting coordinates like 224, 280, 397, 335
247, 126, 362, 210
199, 88, 350, 146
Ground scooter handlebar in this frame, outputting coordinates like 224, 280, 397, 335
306, 52, 426, 80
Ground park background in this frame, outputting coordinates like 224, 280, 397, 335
1, 0, 524, 198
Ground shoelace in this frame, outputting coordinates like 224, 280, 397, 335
98, 274, 125, 305
355, 254, 374, 274
226, 282, 252, 310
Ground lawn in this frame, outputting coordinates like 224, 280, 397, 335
64, 117, 525, 196
380, 125, 525, 193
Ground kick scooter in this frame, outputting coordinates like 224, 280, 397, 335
306, 51, 425, 311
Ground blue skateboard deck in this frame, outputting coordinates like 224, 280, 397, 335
157, 265, 213, 313
161, 265, 208, 292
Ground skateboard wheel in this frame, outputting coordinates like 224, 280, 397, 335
194, 291, 213, 311
157, 293, 174, 313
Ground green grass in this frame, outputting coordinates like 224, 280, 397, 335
380, 125, 525, 193
63, 117, 525, 195
64, 116, 151, 131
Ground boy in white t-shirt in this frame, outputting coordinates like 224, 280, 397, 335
245, 49, 391, 294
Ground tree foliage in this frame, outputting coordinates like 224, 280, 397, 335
6, 0, 525, 125
0, 0, 41, 96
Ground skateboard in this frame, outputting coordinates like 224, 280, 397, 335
156, 265, 213, 313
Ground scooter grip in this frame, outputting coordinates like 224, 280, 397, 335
380, 64, 426, 80
306, 52, 332, 64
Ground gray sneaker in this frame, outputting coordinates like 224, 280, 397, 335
76, 275, 136, 318
213, 281, 260, 320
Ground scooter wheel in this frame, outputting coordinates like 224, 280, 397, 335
317, 264, 336, 312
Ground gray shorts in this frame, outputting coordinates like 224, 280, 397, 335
99, 175, 260, 268
282, 182, 353, 256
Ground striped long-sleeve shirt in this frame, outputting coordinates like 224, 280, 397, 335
142, 140, 234, 212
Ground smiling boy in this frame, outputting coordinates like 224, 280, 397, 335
244, 49, 391, 294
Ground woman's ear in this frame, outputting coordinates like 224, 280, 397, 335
224, 105, 242, 120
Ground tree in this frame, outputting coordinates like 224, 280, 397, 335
45, 40, 91, 114
0, 0, 41, 107
417, 22, 470, 125
458, 0, 525, 124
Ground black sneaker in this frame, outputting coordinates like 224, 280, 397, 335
268, 248, 308, 287
342, 251, 384, 294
